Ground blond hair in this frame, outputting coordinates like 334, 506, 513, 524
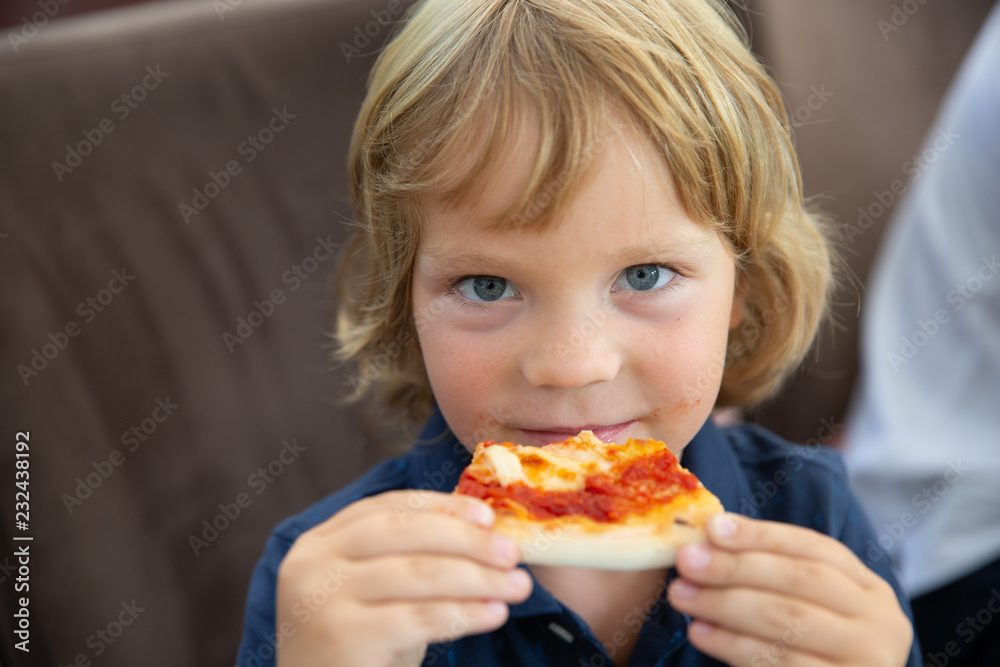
337, 0, 834, 423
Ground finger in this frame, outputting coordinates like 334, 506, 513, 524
345, 555, 533, 604
668, 580, 852, 660
328, 509, 520, 568
369, 599, 512, 649
684, 620, 834, 667
317, 490, 495, 534
705, 513, 880, 589
675, 543, 866, 616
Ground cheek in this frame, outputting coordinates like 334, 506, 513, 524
641, 330, 726, 404
422, 332, 492, 395
415, 317, 505, 445
639, 290, 732, 379
636, 290, 733, 434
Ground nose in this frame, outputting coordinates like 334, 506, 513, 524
520, 303, 622, 389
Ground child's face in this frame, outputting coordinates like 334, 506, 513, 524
411, 113, 742, 456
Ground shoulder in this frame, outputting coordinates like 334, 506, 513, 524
718, 422, 852, 535
721, 421, 845, 479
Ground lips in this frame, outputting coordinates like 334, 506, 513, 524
516, 420, 637, 447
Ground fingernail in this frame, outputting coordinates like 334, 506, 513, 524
690, 620, 713, 637
670, 579, 699, 599
494, 536, 518, 562
475, 504, 495, 527
683, 543, 712, 570
710, 513, 737, 539
507, 568, 531, 591
485, 600, 507, 619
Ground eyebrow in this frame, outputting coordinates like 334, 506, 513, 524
612, 237, 714, 265
416, 236, 713, 277
416, 247, 531, 277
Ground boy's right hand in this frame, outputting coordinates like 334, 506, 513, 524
275, 490, 532, 667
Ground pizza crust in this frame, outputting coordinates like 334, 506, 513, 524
492, 487, 723, 570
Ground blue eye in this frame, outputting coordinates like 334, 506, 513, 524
615, 264, 675, 291
455, 275, 518, 302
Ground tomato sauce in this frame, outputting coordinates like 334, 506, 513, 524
456, 449, 698, 522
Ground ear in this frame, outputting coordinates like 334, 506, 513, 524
729, 290, 744, 329
726, 252, 745, 330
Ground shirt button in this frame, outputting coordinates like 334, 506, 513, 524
547, 621, 574, 643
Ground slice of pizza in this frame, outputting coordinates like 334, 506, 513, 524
454, 430, 724, 570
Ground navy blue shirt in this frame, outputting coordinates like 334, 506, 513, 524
237, 408, 922, 666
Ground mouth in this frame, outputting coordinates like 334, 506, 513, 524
515, 420, 639, 447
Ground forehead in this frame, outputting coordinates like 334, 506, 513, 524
432, 102, 655, 204
419, 111, 711, 262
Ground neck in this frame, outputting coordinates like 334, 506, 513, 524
530, 565, 669, 667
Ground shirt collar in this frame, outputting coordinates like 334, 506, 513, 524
679, 415, 754, 514
405, 405, 472, 493
405, 406, 754, 620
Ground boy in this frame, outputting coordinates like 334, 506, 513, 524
238, 0, 920, 664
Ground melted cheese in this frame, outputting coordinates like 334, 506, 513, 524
480, 431, 618, 492
482, 445, 527, 486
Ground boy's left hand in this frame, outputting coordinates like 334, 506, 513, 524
668, 513, 913, 666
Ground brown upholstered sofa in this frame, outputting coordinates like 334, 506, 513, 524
0, 1, 418, 664
0, 0, 993, 665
